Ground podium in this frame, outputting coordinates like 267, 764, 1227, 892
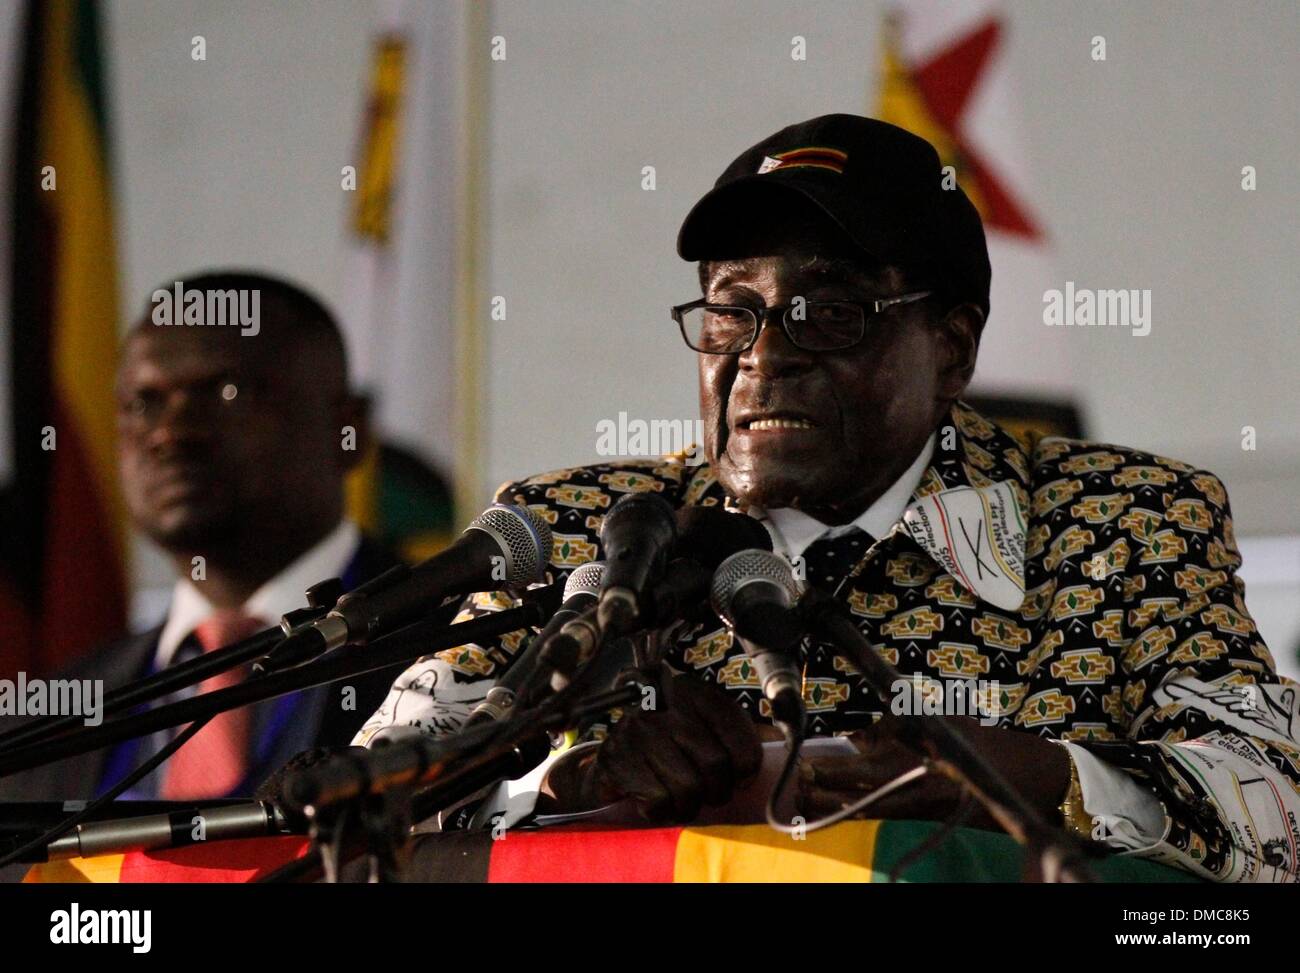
22, 820, 1200, 883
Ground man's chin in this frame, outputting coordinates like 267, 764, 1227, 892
717, 460, 834, 513
141, 508, 237, 554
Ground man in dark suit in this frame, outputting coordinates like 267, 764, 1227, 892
0, 271, 404, 803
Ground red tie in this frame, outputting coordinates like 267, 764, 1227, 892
161, 612, 265, 800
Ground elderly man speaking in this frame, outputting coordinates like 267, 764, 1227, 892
358, 115, 1298, 883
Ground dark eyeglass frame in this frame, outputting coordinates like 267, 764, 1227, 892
670, 291, 933, 354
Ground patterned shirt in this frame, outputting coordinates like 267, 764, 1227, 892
356, 401, 1300, 882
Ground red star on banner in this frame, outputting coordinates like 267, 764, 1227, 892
888, 17, 1043, 241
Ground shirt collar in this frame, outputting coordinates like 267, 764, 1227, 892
756, 431, 937, 559
154, 519, 362, 668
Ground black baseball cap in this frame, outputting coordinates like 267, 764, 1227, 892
677, 114, 991, 317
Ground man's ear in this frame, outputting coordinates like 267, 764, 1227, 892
339, 392, 373, 473
935, 303, 983, 401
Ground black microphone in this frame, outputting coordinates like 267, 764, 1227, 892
544, 506, 775, 685
710, 548, 807, 736
637, 505, 774, 628
595, 492, 677, 635
254, 504, 553, 674
467, 560, 605, 724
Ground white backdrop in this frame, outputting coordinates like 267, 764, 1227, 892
100, 0, 1299, 666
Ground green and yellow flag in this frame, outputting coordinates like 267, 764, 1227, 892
0, 0, 125, 675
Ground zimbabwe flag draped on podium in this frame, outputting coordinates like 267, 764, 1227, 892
24, 821, 1199, 883
0, 0, 126, 678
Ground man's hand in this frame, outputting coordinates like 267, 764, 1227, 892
796, 715, 1072, 829
579, 667, 764, 824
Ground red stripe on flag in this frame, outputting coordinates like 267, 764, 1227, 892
117, 836, 310, 883
0, 579, 35, 675
774, 149, 846, 172
38, 399, 126, 673
487, 825, 682, 883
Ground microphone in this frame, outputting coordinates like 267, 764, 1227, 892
33, 801, 292, 863
255, 504, 553, 674
595, 492, 677, 635
544, 505, 775, 685
637, 505, 773, 628
710, 548, 807, 736
467, 560, 605, 724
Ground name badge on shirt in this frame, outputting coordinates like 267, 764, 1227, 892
902, 481, 1026, 611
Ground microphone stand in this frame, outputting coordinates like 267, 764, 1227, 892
0, 623, 293, 754
0, 587, 561, 780
5, 800, 294, 864
260, 655, 647, 883
0, 798, 250, 836
0, 577, 356, 755
797, 587, 1096, 883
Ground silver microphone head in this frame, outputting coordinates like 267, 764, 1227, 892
466, 503, 554, 584
563, 561, 605, 601
710, 548, 802, 626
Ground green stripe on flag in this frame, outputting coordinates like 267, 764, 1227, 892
872, 820, 1202, 883
70, 0, 110, 147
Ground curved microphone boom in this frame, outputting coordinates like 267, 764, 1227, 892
711, 548, 807, 737
255, 504, 553, 674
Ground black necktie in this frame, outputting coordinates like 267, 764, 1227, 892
800, 526, 873, 592
796, 526, 874, 736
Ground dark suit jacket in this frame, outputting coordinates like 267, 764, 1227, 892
0, 534, 406, 803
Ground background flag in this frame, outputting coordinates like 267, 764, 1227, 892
876, 1, 1076, 399
0, 0, 126, 677
342, 0, 483, 558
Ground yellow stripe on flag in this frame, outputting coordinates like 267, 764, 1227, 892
344, 438, 382, 537
23, 853, 125, 884
673, 820, 880, 883
873, 13, 989, 221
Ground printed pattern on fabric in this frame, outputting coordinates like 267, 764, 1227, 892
354, 403, 1298, 882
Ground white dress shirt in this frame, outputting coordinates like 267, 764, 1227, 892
749, 431, 1165, 849
111, 519, 365, 801
756, 431, 935, 559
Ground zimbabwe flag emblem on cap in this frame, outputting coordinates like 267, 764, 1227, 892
756, 146, 847, 174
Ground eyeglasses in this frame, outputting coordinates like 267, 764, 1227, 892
670, 291, 932, 354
